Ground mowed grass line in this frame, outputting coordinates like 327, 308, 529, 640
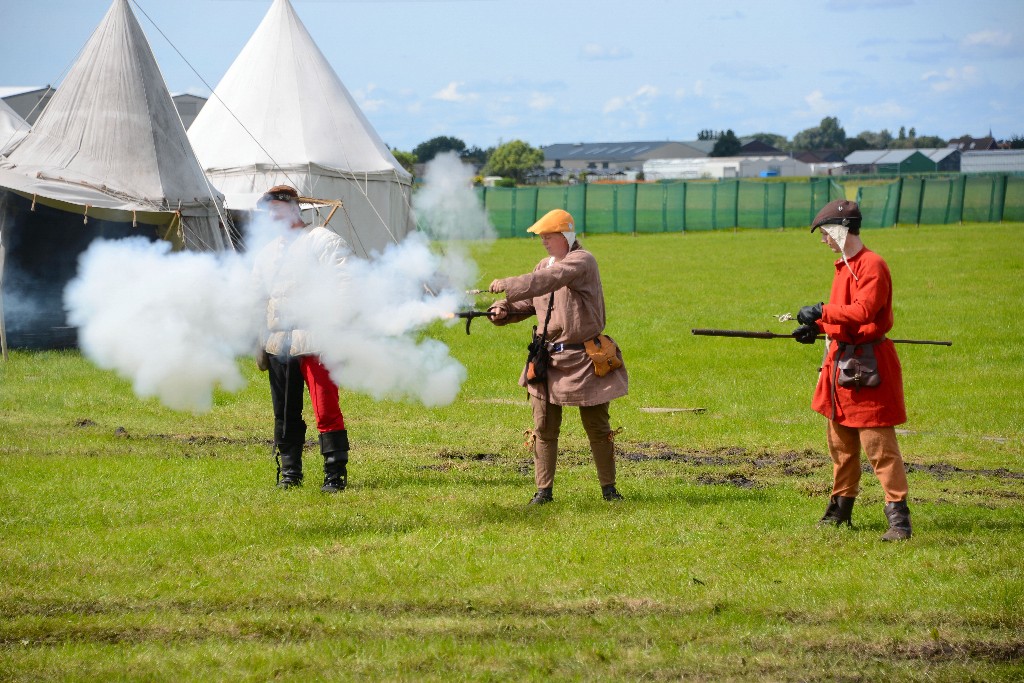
1, 223, 1022, 681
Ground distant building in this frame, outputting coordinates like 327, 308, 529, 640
0, 86, 54, 124
170, 93, 208, 129
844, 149, 950, 174
643, 155, 812, 181
925, 148, 961, 172
1, 86, 207, 129
540, 138, 792, 178
794, 150, 847, 175
948, 135, 999, 151
541, 141, 708, 175
961, 150, 1024, 173
736, 138, 785, 156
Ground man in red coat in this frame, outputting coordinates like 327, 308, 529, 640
793, 199, 912, 541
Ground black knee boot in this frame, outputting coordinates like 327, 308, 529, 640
275, 442, 304, 489
817, 495, 855, 527
320, 429, 349, 493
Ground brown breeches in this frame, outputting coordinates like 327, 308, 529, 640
530, 395, 616, 488
827, 420, 909, 503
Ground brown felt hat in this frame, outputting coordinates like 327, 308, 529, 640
811, 199, 861, 233
258, 185, 300, 207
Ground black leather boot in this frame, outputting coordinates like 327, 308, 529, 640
275, 443, 303, 489
320, 430, 349, 493
817, 495, 855, 527
601, 484, 624, 501
528, 487, 553, 505
881, 501, 912, 541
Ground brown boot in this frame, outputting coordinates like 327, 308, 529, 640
881, 501, 912, 541
817, 495, 855, 527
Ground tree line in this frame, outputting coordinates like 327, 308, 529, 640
388, 117, 1024, 181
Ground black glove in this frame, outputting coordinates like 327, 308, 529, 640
797, 302, 823, 325
793, 324, 819, 344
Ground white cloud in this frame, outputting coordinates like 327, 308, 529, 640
853, 101, 912, 120
354, 87, 384, 112
802, 89, 836, 116
601, 85, 660, 128
603, 97, 625, 114
580, 43, 633, 60
432, 81, 478, 102
493, 114, 519, 128
962, 29, 1012, 49
602, 85, 659, 115
693, 80, 705, 97
923, 66, 980, 92
709, 61, 781, 82
528, 92, 555, 111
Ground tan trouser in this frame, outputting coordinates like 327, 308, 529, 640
827, 420, 909, 503
530, 395, 616, 488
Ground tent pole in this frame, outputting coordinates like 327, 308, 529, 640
0, 242, 8, 362
0, 202, 8, 361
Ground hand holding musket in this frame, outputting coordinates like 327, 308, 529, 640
447, 310, 497, 335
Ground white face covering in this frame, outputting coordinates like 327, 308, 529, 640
820, 223, 858, 281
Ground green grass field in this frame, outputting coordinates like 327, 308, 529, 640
2, 223, 1022, 681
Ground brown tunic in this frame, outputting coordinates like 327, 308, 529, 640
491, 245, 628, 407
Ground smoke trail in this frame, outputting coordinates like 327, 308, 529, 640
413, 151, 495, 242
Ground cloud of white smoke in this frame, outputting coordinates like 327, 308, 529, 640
64, 237, 261, 412
64, 164, 492, 413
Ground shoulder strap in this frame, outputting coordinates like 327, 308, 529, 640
540, 293, 555, 340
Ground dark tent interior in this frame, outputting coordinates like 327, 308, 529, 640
0, 191, 158, 349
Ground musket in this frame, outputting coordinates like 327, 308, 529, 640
691, 328, 952, 346
447, 310, 496, 335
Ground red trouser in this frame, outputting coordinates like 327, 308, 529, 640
269, 355, 345, 446
299, 357, 346, 432
827, 421, 908, 503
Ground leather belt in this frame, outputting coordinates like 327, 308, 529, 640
547, 342, 586, 353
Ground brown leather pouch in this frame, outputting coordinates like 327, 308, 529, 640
584, 334, 624, 377
836, 343, 881, 388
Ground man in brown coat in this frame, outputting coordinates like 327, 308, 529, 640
488, 209, 628, 504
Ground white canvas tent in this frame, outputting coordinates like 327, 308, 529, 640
0, 99, 29, 156
188, 0, 413, 258
0, 0, 231, 252
0, 0, 232, 351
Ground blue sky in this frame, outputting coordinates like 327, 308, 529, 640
1, 0, 1022, 151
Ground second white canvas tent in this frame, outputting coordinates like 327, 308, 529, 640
188, 0, 414, 258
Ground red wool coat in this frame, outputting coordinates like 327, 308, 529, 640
811, 247, 907, 427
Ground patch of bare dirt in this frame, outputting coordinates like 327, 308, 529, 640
437, 449, 499, 462
695, 473, 758, 489
906, 462, 1024, 480
892, 639, 1024, 663
617, 441, 1024, 483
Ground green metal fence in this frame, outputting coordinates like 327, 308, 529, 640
465, 174, 1022, 237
